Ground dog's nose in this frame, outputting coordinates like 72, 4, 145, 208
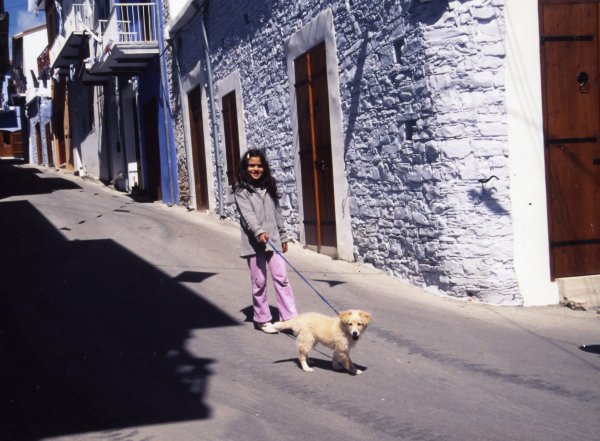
352, 331, 358, 337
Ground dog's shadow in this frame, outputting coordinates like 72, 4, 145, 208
274, 355, 367, 374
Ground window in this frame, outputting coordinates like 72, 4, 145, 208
393, 38, 404, 64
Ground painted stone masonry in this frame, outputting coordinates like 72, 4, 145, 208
170, 0, 522, 305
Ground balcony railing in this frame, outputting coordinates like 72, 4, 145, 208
63, 3, 95, 34
102, 3, 158, 45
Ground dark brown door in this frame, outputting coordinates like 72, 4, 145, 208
540, 1, 600, 278
44, 124, 53, 167
188, 86, 209, 209
35, 124, 43, 165
222, 91, 240, 186
64, 87, 73, 170
143, 98, 161, 201
53, 81, 67, 166
294, 42, 337, 251
12, 132, 23, 159
0, 132, 12, 157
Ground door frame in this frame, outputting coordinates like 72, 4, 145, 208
216, 70, 247, 198
286, 9, 353, 261
186, 85, 210, 210
180, 65, 215, 211
502, 0, 559, 305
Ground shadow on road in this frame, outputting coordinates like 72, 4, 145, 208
0, 164, 238, 440
579, 345, 600, 356
0, 162, 82, 199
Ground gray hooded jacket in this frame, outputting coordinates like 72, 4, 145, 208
234, 187, 289, 257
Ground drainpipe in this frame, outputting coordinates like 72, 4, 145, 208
198, 7, 225, 218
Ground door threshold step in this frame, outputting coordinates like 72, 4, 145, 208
558, 275, 600, 310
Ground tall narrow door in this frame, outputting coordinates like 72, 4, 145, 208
11, 132, 23, 158
294, 42, 337, 252
188, 86, 209, 209
64, 87, 73, 170
44, 122, 51, 167
53, 81, 67, 166
0, 132, 12, 157
540, 1, 600, 278
10, 131, 25, 158
222, 91, 240, 186
44, 124, 53, 167
143, 98, 161, 201
35, 124, 43, 165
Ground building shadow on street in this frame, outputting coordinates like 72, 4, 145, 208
0, 162, 82, 199
0, 165, 239, 440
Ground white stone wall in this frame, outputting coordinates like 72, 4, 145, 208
172, 0, 523, 304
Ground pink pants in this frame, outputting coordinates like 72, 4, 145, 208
247, 251, 298, 323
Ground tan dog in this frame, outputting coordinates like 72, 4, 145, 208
273, 310, 371, 375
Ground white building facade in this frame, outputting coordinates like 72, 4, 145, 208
166, 0, 600, 307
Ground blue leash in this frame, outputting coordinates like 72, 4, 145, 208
267, 239, 339, 314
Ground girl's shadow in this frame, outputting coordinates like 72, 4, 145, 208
240, 305, 280, 323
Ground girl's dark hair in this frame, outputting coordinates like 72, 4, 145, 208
233, 149, 280, 204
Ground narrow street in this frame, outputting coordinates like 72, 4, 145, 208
1, 162, 599, 441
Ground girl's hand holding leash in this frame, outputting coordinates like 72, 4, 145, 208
260, 233, 288, 253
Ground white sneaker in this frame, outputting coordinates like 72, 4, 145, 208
259, 322, 279, 334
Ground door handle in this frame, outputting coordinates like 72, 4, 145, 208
315, 159, 327, 171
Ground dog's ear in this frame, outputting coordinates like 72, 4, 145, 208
359, 311, 371, 324
339, 310, 352, 321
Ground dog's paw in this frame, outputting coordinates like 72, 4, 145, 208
353, 369, 363, 375
302, 367, 315, 373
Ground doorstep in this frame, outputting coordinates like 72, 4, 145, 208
558, 275, 600, 310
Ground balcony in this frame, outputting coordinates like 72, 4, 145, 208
50, 3, 95, 75
89, 3, 160, 76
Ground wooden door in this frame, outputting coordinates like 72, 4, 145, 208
44, 124, 56, 167
142, 98, 161, 201
35, 124, 43, 165
44, 123, 52, 167
12, 131, 23, 159
53, 81, 67, 166
188, 86, 209, 209
294, 42, 337, 252
64, 87, 73, 170
0, 132, 12, 157
540, 1, 600, 278
222, 91, 240, 186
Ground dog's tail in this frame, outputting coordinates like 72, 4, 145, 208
272, 317, 300, 333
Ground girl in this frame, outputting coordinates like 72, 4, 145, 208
233, 149, 298, 333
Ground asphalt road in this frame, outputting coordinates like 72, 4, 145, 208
1, 162, 599, 441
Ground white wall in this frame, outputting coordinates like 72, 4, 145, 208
22, 27, 47, 85
505, 0, 559, 305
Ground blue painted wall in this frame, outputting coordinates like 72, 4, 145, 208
137, 0, 178, 205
